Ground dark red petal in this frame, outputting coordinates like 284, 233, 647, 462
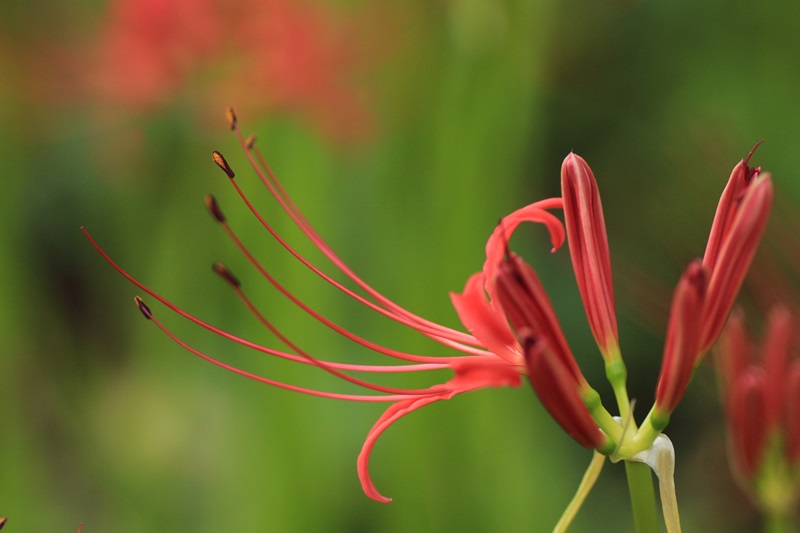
654, 260, 706, 415
522, 333, 608, 450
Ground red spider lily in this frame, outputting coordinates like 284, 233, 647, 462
84, 109, 774, 509
90, 0, 373, 139
717, 307, 800, 515
85, 109, 567, 503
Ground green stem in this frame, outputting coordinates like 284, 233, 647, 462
553, 452, 606, 533
625, 460, 660, 533
622, 410, 661, 458
605, 358, 631, 424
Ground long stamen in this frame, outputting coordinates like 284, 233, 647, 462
133, 296, 428, 403
226, 110, 478, 345
211, 263, 446, 396
209, 195, 484, 361
209, 173, 489, 355
82, 228, 444, 374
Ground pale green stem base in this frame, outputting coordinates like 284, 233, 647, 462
625, 460, 660, 533
553, 452, 606, 533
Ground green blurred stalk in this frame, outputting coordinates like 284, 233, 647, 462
625, 461, 660, 533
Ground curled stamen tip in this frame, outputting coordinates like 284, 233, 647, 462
212, 151, 235, 179
745, 139, 765, 165
245, 134, 257, 150
134, 296, 152, 320
213, 262, 241, 288
225, 107, 237, 130
205, 194, 225, 223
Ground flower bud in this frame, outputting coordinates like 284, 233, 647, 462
561, 153, 619, 358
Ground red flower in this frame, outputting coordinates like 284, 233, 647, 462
85, 110, 562, 503
84, 112, 774, 505
717, 307, 800, 514
90, 0, 374, 140
652, 147, 773, 425
93, 0, 221, 109
701, 143, 773, 352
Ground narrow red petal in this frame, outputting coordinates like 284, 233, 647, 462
703, 143, 763, 274
654, 260, 706, 415
521, 333, 608, 450
561, 153, 618, 356
450, 273, 522, 365
481, 198, 565, 305
702, 174, 773, 351
358, 394, 451, 503
494, 253, 582, 383
447, 356, 523, 391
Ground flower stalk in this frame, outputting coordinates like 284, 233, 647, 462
625, 461, 661, 533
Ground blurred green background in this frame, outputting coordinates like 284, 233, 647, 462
1, 0, 798, 531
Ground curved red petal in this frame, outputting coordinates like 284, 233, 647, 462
482, 199, 565, 304
450, 273, 522, 365
357, 394, 450, 503
447, 356, 523, 390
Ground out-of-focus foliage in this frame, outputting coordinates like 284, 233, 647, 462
0, 0, 796, 531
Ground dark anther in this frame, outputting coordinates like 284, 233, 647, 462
226, 107, 237, 130
135, 296, 153, 320
213, 262, 241, 288
245, 135, 257, 150
212, 151, 235, 179
205, 194, 226, 223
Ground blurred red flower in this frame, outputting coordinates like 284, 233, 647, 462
90, 0, 376, 140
